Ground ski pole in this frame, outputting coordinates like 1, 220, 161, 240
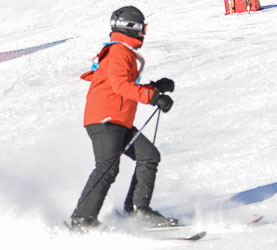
92, 107, 160, 190
153, 109, 161, 145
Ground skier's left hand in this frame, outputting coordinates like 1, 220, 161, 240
151, 78, 175, 93
150, 94, 173, 113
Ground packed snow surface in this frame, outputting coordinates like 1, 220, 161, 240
1, 0, 277, 249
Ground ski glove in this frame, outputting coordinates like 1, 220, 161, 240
152, 78, 175, 93
150, 92, 173, 113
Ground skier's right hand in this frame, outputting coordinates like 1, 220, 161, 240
151, 78, 175, 93
150, 94, 173, 113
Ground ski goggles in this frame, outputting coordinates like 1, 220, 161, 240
142, 23, 148, 35
111, 19, 148, 34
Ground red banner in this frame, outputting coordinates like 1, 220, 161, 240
224, 0, 261, 15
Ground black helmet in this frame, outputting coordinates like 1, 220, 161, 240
110, 6, 146, 40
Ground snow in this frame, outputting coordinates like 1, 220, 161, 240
1, 0, 277, 249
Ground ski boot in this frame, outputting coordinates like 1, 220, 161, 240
125, 205, 178, 228
71, 216, 101, 234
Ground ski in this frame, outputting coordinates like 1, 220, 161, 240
156, 216, 261, 241
114, 209, 263, 229
161, 231, 206, 241
63, 219, 206, 241
112, 210, 206, 241
248, 215, 264, 224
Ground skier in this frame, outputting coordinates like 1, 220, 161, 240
71, 6, 176, 232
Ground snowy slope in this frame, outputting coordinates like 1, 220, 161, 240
1, 0, 277, 249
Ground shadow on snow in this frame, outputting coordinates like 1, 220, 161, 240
229, 182, 277, 205
261, 5, 277, 10
214, 182, 277, 210
180, 182, 277, 221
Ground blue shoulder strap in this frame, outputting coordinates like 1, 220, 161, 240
91, 42, 119, 71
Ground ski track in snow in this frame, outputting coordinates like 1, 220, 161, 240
1, 0, 277, 249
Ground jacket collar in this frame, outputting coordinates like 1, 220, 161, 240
110, 32, 143, 50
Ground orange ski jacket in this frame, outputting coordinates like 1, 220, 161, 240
82, 32, 155, 129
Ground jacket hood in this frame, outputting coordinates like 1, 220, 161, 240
110, 32, 143, 50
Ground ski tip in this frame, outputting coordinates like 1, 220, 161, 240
63, 220, 73, 231
248, 215, 264, 224
187, 231, 206, 241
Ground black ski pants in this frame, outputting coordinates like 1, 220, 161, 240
72, 123, 161, 219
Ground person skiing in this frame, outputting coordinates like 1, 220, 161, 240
71, 6, 176, 232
